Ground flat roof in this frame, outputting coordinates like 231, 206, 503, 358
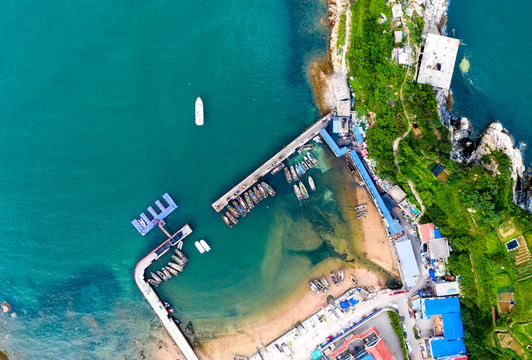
434, 280, 460, 297
418, 223, 435, 242
430, 338, 466, 359
388, 184, 406, 203
320, 129, 348, 157
429, 237, 450, 259
396, 240, 420, 287
417, 33, 460, 89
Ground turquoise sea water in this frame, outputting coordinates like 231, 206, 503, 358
447, 0, 532, 165
0, 1, 330, 358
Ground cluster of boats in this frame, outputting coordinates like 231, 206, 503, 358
283, 151, 318, 202
308, 269, 359, 294
355, 204, 367, 219
147, 248, 188, 287
220, 181, 276, 228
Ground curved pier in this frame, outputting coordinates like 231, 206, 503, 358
134, 224, 199, 360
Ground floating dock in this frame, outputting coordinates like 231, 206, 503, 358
211, 116, 330, 212
131, 193, 178, 235
134, 223, 199, 360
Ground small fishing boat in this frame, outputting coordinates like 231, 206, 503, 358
294, 184, 303, 201
305, 156, 314, 168
177, 240, 183, 250
148, 279, 159, 287
195, 241, 206, 254
226, 211, 238, 225
297, 164, 304, 177
261, 181, 275, 196
347, 162, 355, 174
271, 162, 285, 174
245, 192, 254, 209
249, 190, 259, 204
320, 276, 330, 290
308, 281, 320, 294
157, 270, 168, 281
172, 255, 184, 266
356, 211, 367, 219
168, 263, 184, 273
338, 269, 344, 283
290, 165, 299, 181
307, 152, 318, 165
232, 201, 245, 217
172, 317, 181, 326
167, 266, 179, 276
330, 272, 339, 286
257, 183, 268, 198
186, 321, 195, 336
308, 176, 316, 191
299, 181, 309, 199
253, 186, 263, 201
138, 218, 147, 227
195, 97, 204, 126
151, 272, 162, 283
237, 196, 248, 212
221, 214, 233, 228
302, 161, 309, 171
227, 204, 240, 218
163, 301, 175, 313
313, 279, 326, 293
175, 249, 188, 262
301, 144, 314, 151
284, 167, 293, 183
162, 267, 172, 279
355, 204, 367, 212
350, 274, 357, 285
200, 239, 211, 252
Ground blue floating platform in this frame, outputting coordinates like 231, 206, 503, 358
131, 193, 178, 235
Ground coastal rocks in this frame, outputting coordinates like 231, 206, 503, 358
449, 117, 474, 163
423, 0, 449, 35
515, 174, 532, 212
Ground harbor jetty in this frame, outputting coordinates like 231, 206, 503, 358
211, 115, 330, 212
132, 194, 199, 360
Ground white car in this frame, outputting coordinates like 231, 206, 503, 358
405, 341, 412, 352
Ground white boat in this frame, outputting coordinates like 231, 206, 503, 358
308, 176, 316, 191
177, 240, 183, 250
195, 97, 204, 125
200, 239, 211, 252
195, 241, 205, 254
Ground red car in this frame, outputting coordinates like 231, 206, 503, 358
326, 336, 333, 342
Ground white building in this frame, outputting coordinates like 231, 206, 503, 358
417, 33, 460, 89
392, 3, 402, 18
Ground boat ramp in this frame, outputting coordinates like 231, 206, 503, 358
211, 115, 330, 212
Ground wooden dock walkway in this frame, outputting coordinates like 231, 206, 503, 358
211, 115, 330, 212
134, 224, 199, 360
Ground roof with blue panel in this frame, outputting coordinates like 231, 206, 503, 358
430, 338, 466, 359
348, 151, 404, 236
354, 125, 364, 143
320, 129, 348, 157
358, 353, 375, 360
424, 297, 460, 316
442, 313, 464, 339
434, 228, 442, 238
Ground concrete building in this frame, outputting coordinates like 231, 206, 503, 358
332, 72, 352, 117
428, 237, 450, 261
432, 280, 460, 297
388, 184, 407, 203
417, 33, 460, 89
325, 326, 395, 360
394, 30, 403, 43
392, 46, 413, 66
391, 3, 402, 18
417, 223, 440, 243
396, 239, 420, 288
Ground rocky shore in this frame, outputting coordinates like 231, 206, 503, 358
428, 0, 532, 211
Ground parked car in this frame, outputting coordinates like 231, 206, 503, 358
326, 335, 333, 342
406, 341, 412, 352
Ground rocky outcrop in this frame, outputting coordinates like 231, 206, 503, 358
422, 0, 448, 35
449, 117, 475, 163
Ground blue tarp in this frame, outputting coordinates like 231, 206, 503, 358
434, 228, 442, 238
430, 338, 466, 359
354, 125, 364, 143
340, 300, 351, 309
348, 298, 359, 306
429, 268, 436, 281
311, 349, 325, 359
349, 151, 404, 235
320, 129, 348, 157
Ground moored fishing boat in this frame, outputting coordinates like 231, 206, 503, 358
257, 183, 268, 198
232, 201, 245, 217
356, 211, 367, 219
172, 255, 184, 266
271, 162, 285, 174
320, 276, 330, 290
355, 204, 367, 212
162, 267, 172, 279
186, 321, 195, 336
169, 261, 184, 272
245, 192, 254, 209
294, 184, 303, 201
314, 279, 326, 293
330, 271, 339, 286
284, 167, 292, 183
227, 204, 240, 218
226, 211, 238, 225
299, 181, 309, 199
148, 279, 159, 287
338, 269, 344, 283
221, 214, 233, 228
302, 161, 309, 171
167, 266, 179, 276
350, 274, 358, 285
296, 164, 304, 177
261, 181, 275, 196
307, 152, 318, 165
290, 165, 299, 181
249, 190, 259, 204
175, 249, 188, 263
237, 196, 248, 212
157, 270, 168, 281
308, 281, 320, 294
308, 176, 316, 191
151, 272, 162, 283
253, 186, 263, 201
305, 156, 314, 168
301, 144, 314, 151
299, 163, 306, 175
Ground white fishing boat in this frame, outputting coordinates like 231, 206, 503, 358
308, 176, 316, 191
200, 239, 211, 252
195, 97, 204, 126
195, 241, 205, 254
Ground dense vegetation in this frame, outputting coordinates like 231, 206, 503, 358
345, 0, 532, 358
337, 13, 347, 48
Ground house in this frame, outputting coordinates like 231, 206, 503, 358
392, 46, 413, 66
428, 237, 450, 262
392, 3, 402, 18
394, 30, 403, 43
433, 280, 460, 297
417, 33, 460, 89
417, 223, 440, 243
388, 184, 407, 203
324, 326, 395, 360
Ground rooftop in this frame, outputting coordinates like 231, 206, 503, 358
388, 184, 406, 203
429, 237, 450, 260
433, 280, 460, 297
418, 223, 436, 243
417, 33, 460, 89
396, 239, 420, 287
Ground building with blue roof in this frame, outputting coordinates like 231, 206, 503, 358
353, 125, 364, 143
320, 129, 349, 157
422, 297, 467, 359
349, 151, 404, 236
